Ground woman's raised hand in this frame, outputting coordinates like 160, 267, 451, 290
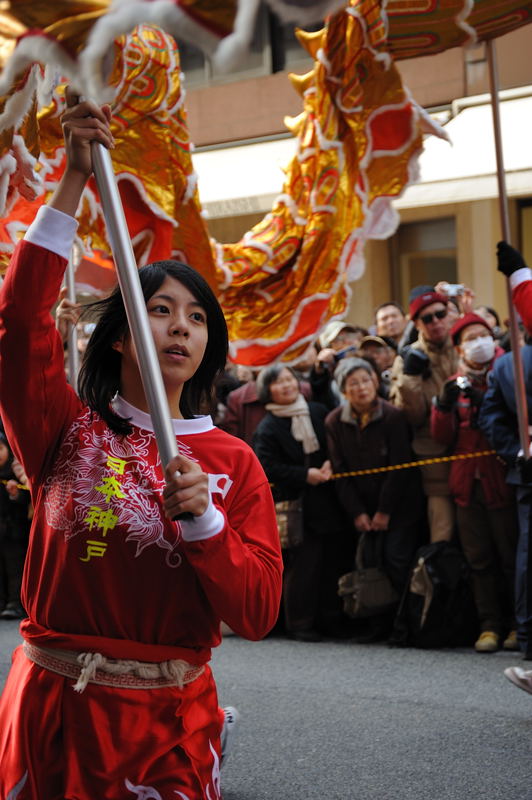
50, 89, 115, 216
163, 454, 210, 520
61, 88, 114, 177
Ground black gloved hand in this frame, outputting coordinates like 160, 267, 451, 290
403, 348, 430, 377
437, 380, 461, 411
517, 452, 532, 484
462, 383, 483, 407
497, 241, 528, 278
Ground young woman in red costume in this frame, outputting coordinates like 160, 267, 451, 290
0, 94, 282, 799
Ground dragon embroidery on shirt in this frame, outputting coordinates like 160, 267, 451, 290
42, 408, 200, 567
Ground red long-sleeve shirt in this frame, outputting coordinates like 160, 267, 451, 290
511, 267, 532, 333
0, 208, 282, 665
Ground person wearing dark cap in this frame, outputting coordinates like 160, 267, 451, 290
395, 285, 435, 351
431, 313, 517, 653
358, 335, 397, 396
389, 291, 458, 543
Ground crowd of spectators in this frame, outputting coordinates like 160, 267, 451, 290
216, 280, 527, 656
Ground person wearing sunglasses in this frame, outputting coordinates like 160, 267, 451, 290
389, 291, 459, 544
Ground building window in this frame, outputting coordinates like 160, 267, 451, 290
390, 217, 457, 309
268, 11, 323, 73
177, 4, 320, 87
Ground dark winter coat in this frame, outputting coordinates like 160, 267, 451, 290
431, 371, 512, 508
253, 401, 345, 536
478, 345, 532, 485
325, 399, 422, 525
0, 459, 30, 542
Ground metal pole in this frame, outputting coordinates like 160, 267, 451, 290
66, 254, 80, 389
487, 39, 530, 456
91, 141, 179, 472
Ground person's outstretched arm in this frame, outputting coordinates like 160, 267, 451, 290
496, 241, 532, 334
0, 95, 114, 488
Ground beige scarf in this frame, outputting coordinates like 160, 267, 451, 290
266, 393, 320, 454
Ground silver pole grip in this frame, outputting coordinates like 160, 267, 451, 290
66, 254, 80, 389
91, 141, 179, 471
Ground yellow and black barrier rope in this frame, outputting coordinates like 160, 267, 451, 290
331, 449, 496, 480
0, 450, 499, 492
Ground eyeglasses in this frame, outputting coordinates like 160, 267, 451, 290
345, 376, 374, 390
420, 309, 447, 325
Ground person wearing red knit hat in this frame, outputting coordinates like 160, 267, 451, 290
431, 313, 518, 653
389, 290, 459, 543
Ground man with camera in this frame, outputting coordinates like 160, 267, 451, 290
431, 313, 517, 654
389, 291, 458, 543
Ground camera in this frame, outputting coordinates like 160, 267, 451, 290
445, 283, 465, 297
456, 376, 471, 391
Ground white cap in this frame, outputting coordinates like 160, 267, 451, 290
318, 321, 356, 349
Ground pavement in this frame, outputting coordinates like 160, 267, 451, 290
1, 622, 531, 799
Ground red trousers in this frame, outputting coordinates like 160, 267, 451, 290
0, 646, 224, 799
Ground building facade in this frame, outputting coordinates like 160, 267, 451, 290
183, 12, 532, 331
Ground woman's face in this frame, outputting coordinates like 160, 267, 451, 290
269, 368, 300, 405
343, 368, 378, 412
115, 276, 209, 393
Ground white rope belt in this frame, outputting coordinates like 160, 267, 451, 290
23, 641, 205, 694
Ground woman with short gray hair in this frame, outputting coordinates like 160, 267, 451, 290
326, 357, 422, 642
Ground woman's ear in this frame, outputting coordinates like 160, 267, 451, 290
112, 339, 123, 354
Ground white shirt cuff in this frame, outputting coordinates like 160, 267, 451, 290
24, 206, 78, 261
510, 267, 532, 290
180, 500, 225, 542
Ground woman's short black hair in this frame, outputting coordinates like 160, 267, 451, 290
78, 260, 228, 435
256, 365, 299, 404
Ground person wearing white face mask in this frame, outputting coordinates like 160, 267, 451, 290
431, 313, 518, 654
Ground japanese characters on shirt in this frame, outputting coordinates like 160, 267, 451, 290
43, 408, 233, 568
81, 452, 126, 563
